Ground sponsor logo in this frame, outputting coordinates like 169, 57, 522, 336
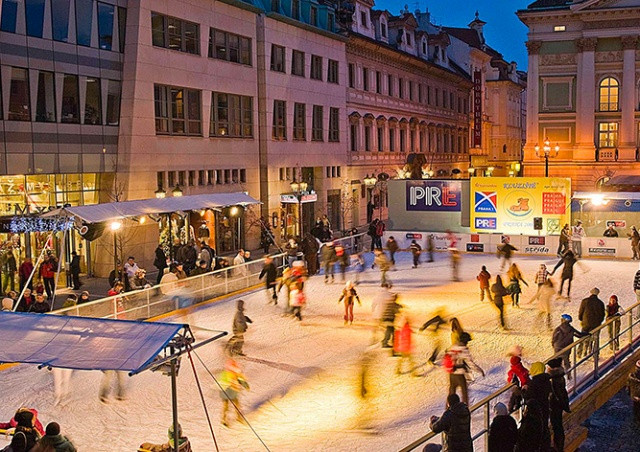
607, 220, 626, 228
475, 217, 497, 230
474, 191, 497, 213
466, 243, 484, 252
529, 236, 546, 245
524, 246, 550, 254
406, 180, 461, 212
406, 233, 423, 239
597, 239, 606, 247
470, 234, 480, 243
588, 247, 616, 255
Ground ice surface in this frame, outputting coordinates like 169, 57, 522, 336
1, 252, 636, 451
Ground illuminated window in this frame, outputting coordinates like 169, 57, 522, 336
553, 25, 566, 32
599, 77, 619, 112
598, 122, 618, 148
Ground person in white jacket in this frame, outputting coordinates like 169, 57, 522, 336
571, 221, 586, 257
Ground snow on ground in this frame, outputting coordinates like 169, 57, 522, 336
1, 252, 638, 451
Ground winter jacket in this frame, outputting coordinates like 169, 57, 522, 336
430, 402, 473, 452
508, 356, 531, 387
232, 304, 252, 335
630, 230, 640, 246
560, 228, 570, 245
477, 270, 491, 289
154, 247, 167, 270
190, 267, 208, 277
578, 294, 605, 331
386, 239, 399, 253
515, 411, 543, 452
409, 243, 422, 256
603, 228, 618, 237
571, 225, 585, 241
381, 298, 401, 323
69, 255, 81, 273
488, 414, 518, 452
338, 287, 360, 305
40, 260, 56, 279
321, 245, 337, 264
285, 241, 299, 257
394, 323, 412, 354
374, 253, 391, 271
534, 269, 549, 285
548, 367, 570, 414
259, 262, 278, 287
553, 254, 577, 279
28, 301, 51, 314
500, 243, 517, 258
491, 281, 508, 307
183, 246, 197, 268
19, 260, 34, 281
552, 322, 585, 352
447, 344, 484, 376
32, 434, 77, 452
199, 246, 213, 270
523, 373, 552, 422
607, 301, 624, 319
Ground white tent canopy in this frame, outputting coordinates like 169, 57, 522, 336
42, 192, 260, 224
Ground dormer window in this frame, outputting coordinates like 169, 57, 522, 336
381, 22, 387, 38
406, 32, 411, 46
422, 40, 427, 54
434, 45, 440, 60
361, 11, 368, 28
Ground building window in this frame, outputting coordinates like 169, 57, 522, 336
216, 169, 223, 184
35, 71, 56, 123
151, 12, 199, 55
61, 74, 80, 123
327, 59, 339, 84
364, 125, 371, 151
97, 2, 115, 50
362, 67, 369, 91
154, 85, 201, 136
328, 13, 335, 32
0, 0, 18, 33
209, 29, 252, 65
312, 105, 323, 141
598, 122, 618, 148
292, 50, 305, 77
50, 0, 71, 42
76, 0, 94, 46
410, 130, 416, 152
419, 130, 425, 152
106, 80, 121, 126
381, 22, 387, 38
388, 74, 394, 97
389, 128, 396, 151
270, 45, 286, 72
118, 7, 127, 53
599, 77, 619, 112
422, 40, 427, 54
406, 32, 412, 46
435, 88, 440, 107
310, 6, 318, 26
360, 10, 368, 28
400, 129, 406, 152
292, 0, 300, 19
427, 86, 431, 105
207, 170, 215, 185
418, 84, 423, 103
329, 107, 339, 142
377, 126, 384, 151
25, 0, 46, 38
398, 78, 404, 99
188, 170, 195, 186
211, 92, 253, 138
375, 71, 382, 94
348, 64, 355, 88
271, 0, 280, 11
541, 76, 574, 111
443, 90, 448, 108
179, 171, 186, 186
553, 25, 566, 32
8, 67, 30, 121
311, 55, 323, 80
198, 170, 205, 185
450, 92, 455, 110
273, 100, 287, 140
293, 103, 306, 141
409, 81, 414, 101
350, 124, 357, 151
168, 171, 175, 187
84, 77, 102, 125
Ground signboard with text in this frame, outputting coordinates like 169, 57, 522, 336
406, 180, 462, 212
470, 177, 571, 235
472, 70, 482, 148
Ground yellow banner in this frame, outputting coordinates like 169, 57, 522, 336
470, 177, 571, 235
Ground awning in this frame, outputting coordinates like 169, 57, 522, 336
0, 311, 183, 372
43, 192, 260, 224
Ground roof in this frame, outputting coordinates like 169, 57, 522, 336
526, 0, 573, 10
442, 26, 503, 59
0, 311, 183, 372
43, 192, 260, 224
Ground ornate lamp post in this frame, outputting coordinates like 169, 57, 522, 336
534, 137, 559, 177
290, 179, 308, 237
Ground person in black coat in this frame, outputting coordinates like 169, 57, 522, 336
522, 362, 552, 451
552, 313, 588, 376
69, 251, 81, 290
259, 256, 278, 303
28, 293, 51, 314
153, 245, 167, 285
429, 393, 473, 452
515, 399, 543, 452
488, 402, 517, 452
577, 287, 605, 358
491, 275, 508, 329
551, 249, 577, 298
547, 357, 571, 452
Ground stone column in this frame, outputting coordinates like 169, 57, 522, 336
620, 35, 639, 160
575, 37, 598, 160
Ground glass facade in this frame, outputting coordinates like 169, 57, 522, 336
25, 0, 46, 37
84, 77, 102, 125
75, 0, 94, 47
97, 2, 115, 50
61, 74, 80, 123
0, 0, 18, 33
8, 68, 30, 121
51, 0, 71, 42
36, 71, 56, 122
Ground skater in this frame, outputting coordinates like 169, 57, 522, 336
302, 233, 319, 275
290, 287, 306, 321
571, 220, 585, 257
629, 360, 640, 423
373, 248, 391, 286
321, 241, 337, 284
557, 224, 570, 257
259, 256, 278, 304
529, 264, 550, 304
522, 362, 552, 451
491, 275, 508, 330
99, 370, 127, 402
69, 251, 81, 290
443, 332, 485, 407
507, 263, 528, 307
336, 245, 350, 281
577, 287, 605, 358
395, 319, 417, 376
219, 359, 250, 427
227, 299, 252, 356
8, 410, 41, 451
410, 240, 422, 268
381, 291, 402, 348
426, 234, 435, 262
429, 393, 473, 452
52, 367, 73, 405
450, 248, 461, 282
386, 236, 399, 265
535, 279, 556, 330
497, 237, 517, 271
450, 317, 466, 347
419, 307, 448, 364
352, 252, 365, 285
507, 355, 530, 413
488, 402, 518, 452
551, 249, 577, 298
338, 280, 361, 325
32, 422, 77, 452
629, 226, 640, 260
285, 238, 299, 267
477, 266, 492, 302
547, 357, 570, 452
606, 294, 624, 351
552, 314, 587, 376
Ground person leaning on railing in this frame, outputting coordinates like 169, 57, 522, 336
551, 314, 589, 378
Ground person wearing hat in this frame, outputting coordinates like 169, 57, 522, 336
577, 288, 605, 358
552, 314, 588, 374
571, 220, 585, 257
410, 240, 422, 268
628, 360, 640, 423
547, 357, 570, 452
78, 291, 90, 305
488, 402, 517, 452
522, 361, 552, 451
32, 422, 76, 452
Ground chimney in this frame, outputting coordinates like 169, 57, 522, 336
468, 11, 486, 44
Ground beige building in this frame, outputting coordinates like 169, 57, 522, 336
518, 0, 640, 190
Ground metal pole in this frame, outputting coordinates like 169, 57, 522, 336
545, 154, 549, 177
171, 358, 180, 452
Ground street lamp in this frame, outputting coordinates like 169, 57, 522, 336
290, 178, 308, 237
534, 137, 559, 177
155, 187, 166, 199
172, 185, 183, 197
110, 220, 122, 279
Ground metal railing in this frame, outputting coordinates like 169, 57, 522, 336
400, 300, 640, 452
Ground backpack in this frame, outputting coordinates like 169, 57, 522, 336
442, 348, 469, 374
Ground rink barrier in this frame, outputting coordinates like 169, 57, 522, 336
399, 300, 640, 452
53, 233, 370, 321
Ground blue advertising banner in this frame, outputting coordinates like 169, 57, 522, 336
406, 180, 462, 212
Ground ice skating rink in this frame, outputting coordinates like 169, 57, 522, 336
1, 252, 636, 451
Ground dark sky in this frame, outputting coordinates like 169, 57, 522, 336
376, 0, 532, 69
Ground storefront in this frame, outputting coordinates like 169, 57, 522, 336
280, 193, 317, 239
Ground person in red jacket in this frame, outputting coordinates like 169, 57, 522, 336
39, 254, 58, 300
476, 266, 492, 302
0, 407, 45, 437
18, 257, 34, 291
507, 355, 530, 412
394, 320, 417, 376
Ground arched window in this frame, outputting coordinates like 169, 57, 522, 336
599, 77, 619, 111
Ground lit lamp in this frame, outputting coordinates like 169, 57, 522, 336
534, 137, 559, 177
155, 187, 166, 199
110, 220, 122, 231
172, 185, 183, 197
487, 166, 494, 177
468, 167, 476, 177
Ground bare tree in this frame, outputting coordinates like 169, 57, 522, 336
339, 178, 358, 234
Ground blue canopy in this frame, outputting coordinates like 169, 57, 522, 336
0, 312, 183, 373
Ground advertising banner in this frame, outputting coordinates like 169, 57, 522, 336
472, 70, 482, 148
470, 177, 571, 235
406, 180, 462, 212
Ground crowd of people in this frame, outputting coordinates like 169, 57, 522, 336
0, 408, 76, 452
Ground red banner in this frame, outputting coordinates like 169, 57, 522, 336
473, 70, 482, 148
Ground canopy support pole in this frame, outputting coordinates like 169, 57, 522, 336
14, 232, 53, 312
171, 358, 180, 452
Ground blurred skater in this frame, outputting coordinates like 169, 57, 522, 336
506, 263, 528, 308
477, 266, 492, 302
219, 359, 250, 427
395, 319, 417, 376
338, 280, 361, 325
